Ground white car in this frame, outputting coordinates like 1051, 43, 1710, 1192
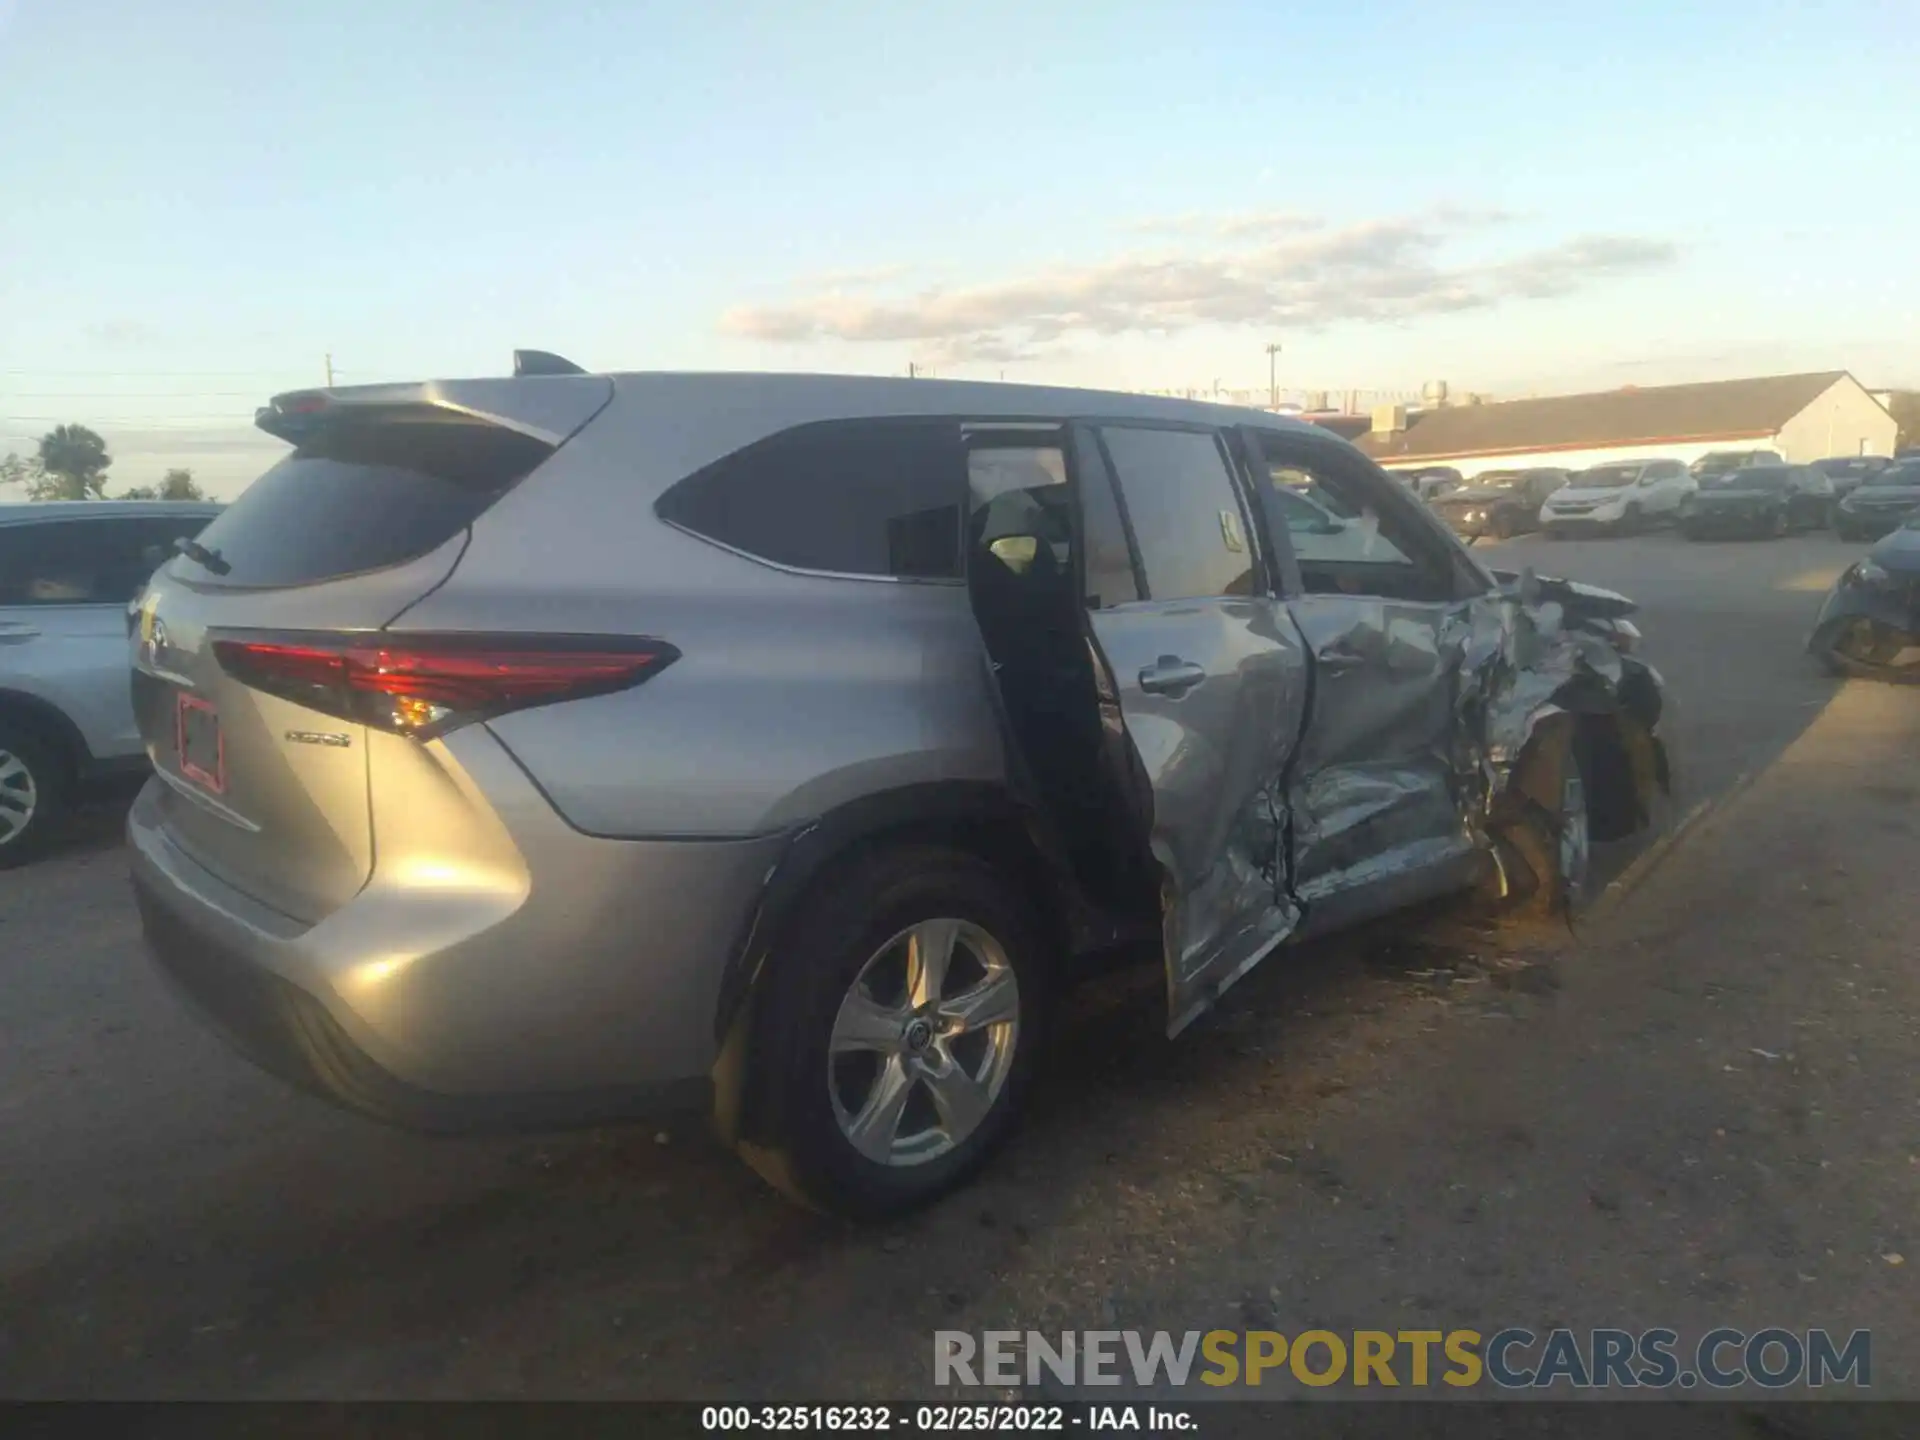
0, 500, 223, 865
1538, 458, 1694, 537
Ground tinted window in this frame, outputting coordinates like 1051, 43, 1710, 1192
184, 420, 548, 588
1071, 435, 1140, 608
0, 515, 216, 607
1097, 426, 1253, 600
1641, 461, 1685, 479
659, 420, 964, 579
1874, 465, 1920, 488
1703, 468, 1790, 492
1574, 465, 1641, 489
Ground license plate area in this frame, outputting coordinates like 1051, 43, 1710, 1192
176, 692, 226, 794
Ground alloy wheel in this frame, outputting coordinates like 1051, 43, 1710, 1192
1559, 762, 1591, 903
0, 748, 39, 848
827, 918, 1021, 1167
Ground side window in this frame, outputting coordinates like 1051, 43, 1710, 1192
656, 419, 965, 579
1096, 426, 1254, 601
1071, 433, 1140, 608
0, 519, 176, 607
967, 444, 1074, 581
1249, 437, 1462, 602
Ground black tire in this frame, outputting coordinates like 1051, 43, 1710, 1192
735, 844, 1048, 1220
1681, 522, 1703, 542
1835, 520, 1859, 543
1489, 509, 1517, 541
1620, 502, 1642, 535
0, 719, 72, 870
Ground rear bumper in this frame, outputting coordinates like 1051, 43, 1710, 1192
1540, 513, 1630, 535
1835, 511, 1912, 539
1682, 508, 1778, 537
127, 767, 785, 1134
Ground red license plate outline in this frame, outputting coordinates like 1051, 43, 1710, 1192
175, 692, 226, 795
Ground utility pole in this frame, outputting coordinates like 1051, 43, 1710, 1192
324, 353, 335, 387
1265, 342, 1282, 411
908, 361, 917, 379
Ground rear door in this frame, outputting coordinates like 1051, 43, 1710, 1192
0, 513, 215, 760
132, 378, 610, 923
1243, 430, 1491, 935
1074, 422, 1309, 1034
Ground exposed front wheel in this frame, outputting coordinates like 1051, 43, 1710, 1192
736, 845, 1046, 1219
0, 721, 70, 871
1498, 722, 1594, 919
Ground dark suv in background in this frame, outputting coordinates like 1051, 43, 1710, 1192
1811, 455, 1892, 500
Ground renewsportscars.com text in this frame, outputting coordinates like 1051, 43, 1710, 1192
933, 1328, 1871, 1391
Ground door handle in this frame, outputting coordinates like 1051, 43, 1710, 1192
1317, 646, 1368, 673
1138, 657, 1207, 697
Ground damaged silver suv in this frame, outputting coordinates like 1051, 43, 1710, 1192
128, 359, 1670, 1218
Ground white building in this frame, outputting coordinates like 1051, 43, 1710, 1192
1359, 371, 1898, 479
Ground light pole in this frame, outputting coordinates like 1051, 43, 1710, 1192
1265, 342, 1282, 411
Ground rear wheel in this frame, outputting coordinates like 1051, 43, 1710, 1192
736, 845, 1047, 1219
0, 721, 70, 870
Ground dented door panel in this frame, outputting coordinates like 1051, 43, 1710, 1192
1282, 592, 1481, 928
1085, 598, 1309, 1034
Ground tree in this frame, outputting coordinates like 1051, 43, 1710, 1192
158, 467, 205, 501
120, 468, 205, 502
35, 424, 112, 500
1, 451, 65, 502
1, 452, 40, 493
1887, 391, 1920, 452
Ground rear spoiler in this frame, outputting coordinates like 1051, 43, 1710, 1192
256, 364, 612, 448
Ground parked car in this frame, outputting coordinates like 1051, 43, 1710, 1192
1679, 465, 1832, 540
1539, 458, 1693, 536
1833, 462, 1920, 542
1810, 455, 1892, 499
1427, 468, 1570, 542
127, 362, 1670, 1217
0, 500, 223, 866
1690, 449, 1784, 479
1809, 513, 1920, 681
1394, 466, 1464, 501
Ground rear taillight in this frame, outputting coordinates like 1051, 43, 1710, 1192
211, 632, 679, 740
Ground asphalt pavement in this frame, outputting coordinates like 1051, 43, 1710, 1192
1, 527, 1903, 1402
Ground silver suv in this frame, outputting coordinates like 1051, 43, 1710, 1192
129, 360, 1670, 1217
0, 500, 222, 865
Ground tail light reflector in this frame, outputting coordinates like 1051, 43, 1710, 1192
212, 632, 678, 739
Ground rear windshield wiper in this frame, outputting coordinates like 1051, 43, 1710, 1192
173, 536, 232, 576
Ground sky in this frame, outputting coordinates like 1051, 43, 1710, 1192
1, 0, 1916, 498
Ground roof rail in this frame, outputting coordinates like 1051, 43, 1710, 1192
513, 349, 587, 377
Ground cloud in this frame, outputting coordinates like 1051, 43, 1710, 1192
720, 210, 1677, 363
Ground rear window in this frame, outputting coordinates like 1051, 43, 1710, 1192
178, 418, 550, 587
655, 419, 966, 580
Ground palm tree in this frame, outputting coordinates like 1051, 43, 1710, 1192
36, 425, 112, 500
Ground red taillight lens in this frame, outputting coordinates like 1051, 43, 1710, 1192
212, 633, 678, 739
